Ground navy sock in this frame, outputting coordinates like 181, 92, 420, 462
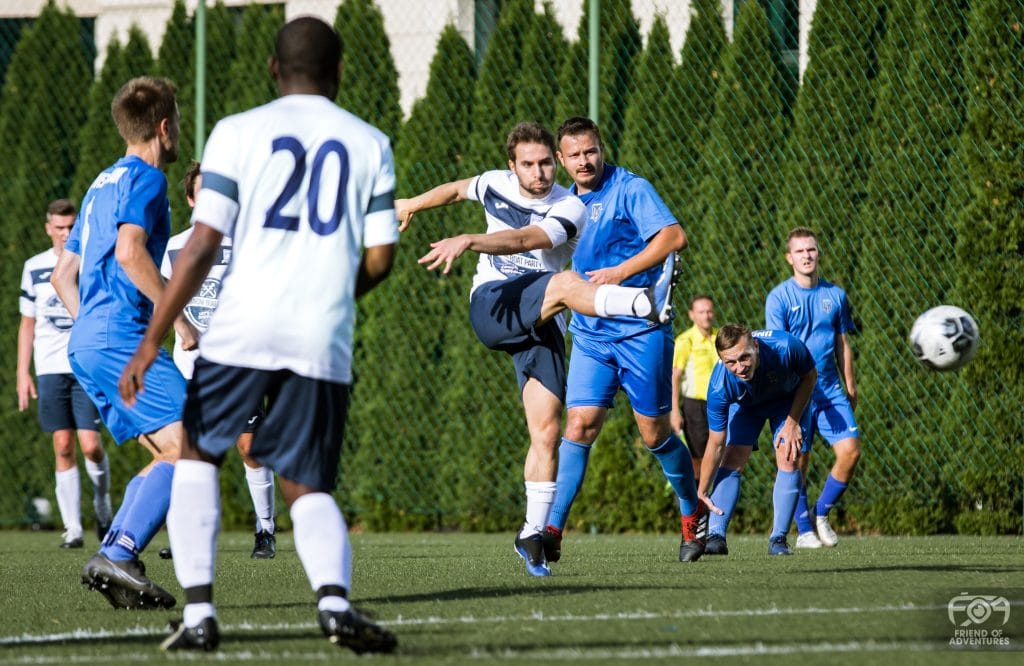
708, 468, 742, 538
771, 469, 801, 540
648, 433, 698, 516
547, 439, 591, 531
102, 462, 174, 561
794, 482, 814, 533
815, 474, 849, 517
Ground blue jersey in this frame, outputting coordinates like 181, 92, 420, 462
765, 277, 855, 402
66, 156, 171, 351
570, 164, 678, 341
706, 330, 815, 432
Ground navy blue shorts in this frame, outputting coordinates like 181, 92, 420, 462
36, 373, 101, 433
184, 358, 350, 491
469, 272, 566, 402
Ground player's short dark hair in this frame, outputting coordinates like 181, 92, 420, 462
786, 226, 818, 245
182, 160, 202, 200
275, 17, 342, 90
111, 76, 178, 144
46, 198, 75, 218
506, 122, 556, 162
557, 116, 603, 146
689, 294, 714, 308
715, 323, 752, 354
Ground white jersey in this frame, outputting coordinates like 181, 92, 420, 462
19, 249, 74, 375
466, 170, 586, 296
160, 226, 234, 379
191, 94, 398, 383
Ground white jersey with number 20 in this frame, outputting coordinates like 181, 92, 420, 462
191, 94, 398, 383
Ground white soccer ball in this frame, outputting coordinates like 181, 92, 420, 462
909, 305, 980, 371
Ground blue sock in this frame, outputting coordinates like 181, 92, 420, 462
794, 482, 814, 533
815, 474, 849, 518
771, 469, 801, 540
708, 468, 742, 537
102, 475, 144, 549
547, 439, 591, 531
649, 433, 698, 516
101, 462, 174, 561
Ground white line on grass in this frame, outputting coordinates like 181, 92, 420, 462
0, 600, 952, 650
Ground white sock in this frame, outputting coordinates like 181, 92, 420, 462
183, 602, 216, 628
167, 459, 220, 592
55, 467, 82, 538
291, 492, 351, 611
244, 464, 275, 533
594, 285, 650, 317
520, 481, 556, 537
84, 454, 112, 524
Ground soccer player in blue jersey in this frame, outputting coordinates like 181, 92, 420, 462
50, 76, 193, 609
697, 324, 817, 556
547, 117, 707, 563
766, 228, 860, 548
397, 122, 665, 577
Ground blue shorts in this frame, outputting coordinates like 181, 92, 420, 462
184, 358, 350, 491
36, 373, 100, 433
565, 327, 673, 417
69, 347, 185, 445
808, 395, 859, 447
725, 398, 814, 453
469, 273, 566, 402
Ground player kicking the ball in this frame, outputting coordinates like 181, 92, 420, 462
396, 121, 669, 577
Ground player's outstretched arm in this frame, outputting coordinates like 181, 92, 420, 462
585, 223, 686, 285
50, 249, 81, 319
395, 178, 474, 232
16, 315, 37, 411
698, 430, 727, 515
119, 223, 224, 406
419, 226, 552, 274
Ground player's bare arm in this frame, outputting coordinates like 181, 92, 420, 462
50, 249, 81, 318
774, 367, 817, 463
119, 223, 224, 405
670, 366, 684, 434
585, 223, 686, 285
419, 226, 553, 274
837, 332, 857, 409
698, 429, 727, 515
355, 243, 396, 298
16, 315, 37, 411
395, 178, 474, 232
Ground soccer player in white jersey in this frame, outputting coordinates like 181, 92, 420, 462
120, 17, 397, 654
396, 122, 668, 577
17, 199, 112, 548
161, 161, 277, 560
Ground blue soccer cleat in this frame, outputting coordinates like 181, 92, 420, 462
514, 533, 551, 577
768, 536, 793, 556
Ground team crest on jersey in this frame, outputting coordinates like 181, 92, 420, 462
589, 203, 603, 220
822, 298, 834, 313
40, 295, 73, 330
184, 277, 221, 331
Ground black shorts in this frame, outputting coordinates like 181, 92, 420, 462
184, 358, 350, 491
469, 272, 566, 402
37, 373, 100, 433
682, 397, 709, 459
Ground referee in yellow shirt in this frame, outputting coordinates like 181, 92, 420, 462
670, 295, 718, 479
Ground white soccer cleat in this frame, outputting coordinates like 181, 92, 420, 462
816, 515, 838, 547
795, 531, 822, 549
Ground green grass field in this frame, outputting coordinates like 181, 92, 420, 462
0, 531, 1020, 664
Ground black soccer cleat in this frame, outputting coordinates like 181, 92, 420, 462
161, 617, 220, 652
541, 525, 562, 563
95, 521, 111, 543
158, 547, 173, 560
81, 553, 176, 609
705, 534, 729, 556
251, 530, 276, 559
319, 608, 397, 655
60, 535, 85, 549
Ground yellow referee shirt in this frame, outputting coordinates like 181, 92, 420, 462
672, 325, 718, 401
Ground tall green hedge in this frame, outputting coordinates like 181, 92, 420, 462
334, 0, 402, 142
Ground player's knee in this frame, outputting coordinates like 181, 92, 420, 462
564, 417, 599, 444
